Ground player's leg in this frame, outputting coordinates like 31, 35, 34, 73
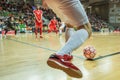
35, 21, 39, 38
0, 28, 2, 39
38, 23, 43, 38
35, 27, 38, 38
47, 23, 91, 78
59, 28, 62, 35
51, 26, 54, 32
14, 30, 17, 35
48, 25, 52, 33
4, 28, 9, 38
45, 0, 92, 78
59, 22, 65, 35
64, 24, 75, 55
54, 26, 58, 34
57, 23, 91, 55
40, 27, 43, 38
10, 26, 17, 35
48, 28, 51, 33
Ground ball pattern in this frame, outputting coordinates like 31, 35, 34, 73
83, 46, 96, 59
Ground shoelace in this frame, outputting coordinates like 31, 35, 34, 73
55, 54, 79, 70
63, 54, 73, 61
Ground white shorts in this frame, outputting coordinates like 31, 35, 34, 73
45, 0, 89, 27
59, 22, 65, 29
0, 28, 1, 31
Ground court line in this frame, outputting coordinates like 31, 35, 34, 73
73, 52, 120, 61
7, 38, 120, 61
93, 52, 120, 61
7, 38, 57, 52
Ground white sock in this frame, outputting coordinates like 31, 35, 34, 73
59, 29, 62, 35
59, 22, 65, 35
57, 29, 88, 55
0, 29, 2, 39
0, 34, 2, 39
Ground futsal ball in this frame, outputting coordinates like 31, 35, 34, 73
83, 45, 96, 59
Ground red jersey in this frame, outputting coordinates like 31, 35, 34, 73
33, 10, 43, 23
49, 19, 57, 28
48, 19, 58, 34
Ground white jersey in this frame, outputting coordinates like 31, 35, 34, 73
45, 0, 89, 27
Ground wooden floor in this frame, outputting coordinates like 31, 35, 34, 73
0, 32, 120, 80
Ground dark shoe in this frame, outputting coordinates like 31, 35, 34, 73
40, 36, 43, 38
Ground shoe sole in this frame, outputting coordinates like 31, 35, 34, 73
47, 59, 82, 78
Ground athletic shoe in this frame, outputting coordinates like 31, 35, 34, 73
47, 54, 82, 78
40, 36, 43, 38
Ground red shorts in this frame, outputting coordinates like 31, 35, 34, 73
49, 25, 57, 30
35, 21, 43, 28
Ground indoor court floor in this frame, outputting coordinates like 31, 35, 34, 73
0, 32, 120, 80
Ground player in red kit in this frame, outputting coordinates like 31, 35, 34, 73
33, 5, 43, 38
48, 17, 58, 34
